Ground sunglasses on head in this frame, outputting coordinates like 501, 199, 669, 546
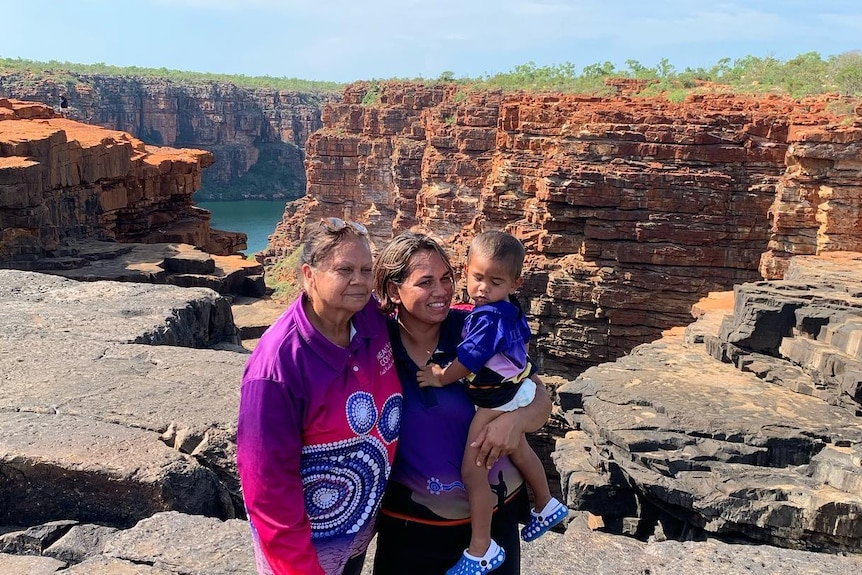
320, 217, 368, 236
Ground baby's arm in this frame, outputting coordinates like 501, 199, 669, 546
417, 358, 472, 388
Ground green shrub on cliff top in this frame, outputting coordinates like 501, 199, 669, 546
455, 51, 862, 99
265, 245, 303, 303
0, 57, 343, 92
3, 51, 862, 99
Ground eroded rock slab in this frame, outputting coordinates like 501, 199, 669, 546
557, 254, 862, 552
0, 270, 248, 527
0, 553, 66, 574
0, 411, 225, 526
101, 512, 254, 574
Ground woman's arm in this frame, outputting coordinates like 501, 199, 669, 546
237, 377, 325, 575
470, 376, 552, 469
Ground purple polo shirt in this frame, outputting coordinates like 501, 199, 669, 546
237, 295, 401, 575
458, 297, 533, 409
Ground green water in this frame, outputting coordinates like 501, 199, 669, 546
196, 199, 286, 254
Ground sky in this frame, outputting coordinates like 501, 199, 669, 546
1, 1, 860, 83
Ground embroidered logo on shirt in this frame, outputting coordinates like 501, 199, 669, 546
427, 476, 465, 495
377, 342, 394, 375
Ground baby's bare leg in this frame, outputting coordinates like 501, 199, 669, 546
510, 435, 552, 511
462, 407, 503, 557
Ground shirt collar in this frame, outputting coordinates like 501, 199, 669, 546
293, 294, 383, 370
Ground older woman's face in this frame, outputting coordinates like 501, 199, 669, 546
304, 235, 373, 316
388, 249, 454, 325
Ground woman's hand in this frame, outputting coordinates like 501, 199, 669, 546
470, 412, 525, 468
470, 378, 552, 468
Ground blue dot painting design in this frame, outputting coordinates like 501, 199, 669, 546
377, 394, 402, 444
302, 435, 390, 539
426, 476, 465, 495
346, 391, 377, 435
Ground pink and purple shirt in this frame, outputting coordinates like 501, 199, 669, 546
237, 295, 401, 575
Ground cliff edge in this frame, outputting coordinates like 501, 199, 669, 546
265, 82, 862, 378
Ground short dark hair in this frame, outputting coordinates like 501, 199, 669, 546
467, 231, 525, 278
373, 232, 453, 314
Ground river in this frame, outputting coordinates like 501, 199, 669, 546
195, 199, 287, 255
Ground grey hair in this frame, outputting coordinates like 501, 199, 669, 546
297, 221, 370, 289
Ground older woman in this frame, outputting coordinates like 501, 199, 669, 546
371, 232, 553, 575
237, 218, 402, 575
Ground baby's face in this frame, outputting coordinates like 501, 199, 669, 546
464, 252, 522, 307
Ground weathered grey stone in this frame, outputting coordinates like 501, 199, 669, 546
43, 524, 119, 564
0, 270, 248, 526
556, 254, 862, 552
553, 431, 639, 519
494, 514, 862, 575
162, 251, 215, 275
34, 239, 265, 298
0, 411, 226, 526
0, 520, 76, 555
230, 295, 288, 343
63, 555, 175, 574
102, 512, 254, 574
2, 248, 861, 569
0, 553, 66, 574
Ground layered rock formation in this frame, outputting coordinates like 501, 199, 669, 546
2, 267, 860, 571
0, 72, 338, 200
1, 262, 860, 569
265, 82, 862, 374
262, 83, 862, 551
2, 83, 861, 567
761, 121, 862, 277
0, 99, 268, 295
555, 253, 862, 552
0, 270, 245, 526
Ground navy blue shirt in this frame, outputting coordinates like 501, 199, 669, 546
380, 309, 524, 524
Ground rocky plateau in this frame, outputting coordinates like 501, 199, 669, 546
0, 80, 861, 573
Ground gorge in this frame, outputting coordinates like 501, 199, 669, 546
0, 71, 337, 201
1, 74, 861, 572
267, 81, 862, 376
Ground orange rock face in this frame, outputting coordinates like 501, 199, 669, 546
760, 123, 862, 278
0, 75, 337, 200
264, 82, 862, 375
0, 98, 243, 264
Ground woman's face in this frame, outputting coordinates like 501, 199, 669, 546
387, 249, 455, 326
303, 235, 373, 316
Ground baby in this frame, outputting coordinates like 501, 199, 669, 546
418, 230, 568, 575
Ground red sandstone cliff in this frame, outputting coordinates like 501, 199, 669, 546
0, 98, 243, 264
0, 73, 338, 200
264, 82, 862, 375
761, 118, 862, 278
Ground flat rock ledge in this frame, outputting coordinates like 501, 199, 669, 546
8, 238, 268, 298
0, 270, 249, 532
557, 253, 862, 553
4, 511, 862, 575
2, 261, 862, 572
